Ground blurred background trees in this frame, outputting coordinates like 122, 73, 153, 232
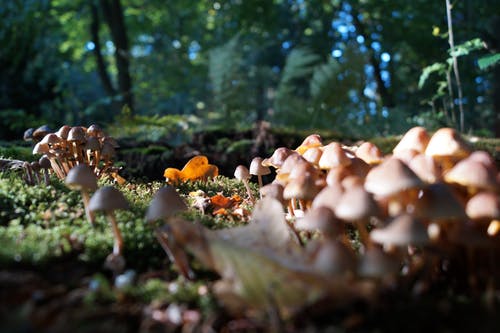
1, 0, 499, 140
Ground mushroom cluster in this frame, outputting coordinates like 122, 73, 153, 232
27, 124, 122, 182
244, 127, 499, 290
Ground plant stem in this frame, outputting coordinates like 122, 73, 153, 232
446, 0, 465, 132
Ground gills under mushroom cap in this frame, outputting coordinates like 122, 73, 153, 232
89, 186, 129, 213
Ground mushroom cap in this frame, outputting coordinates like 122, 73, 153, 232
234, 165, 250, 181
55, 125, 71, 140
365, 158, 424, 197
335, 186, 379, 222
318, 142, 351, 170
302, 147, 323, 166
466, 191, 500, 221
33, 142, 49, 155
249, 157, 271, 176
65, 164, 98, 191
407, 153, 441, 184
283, 173, 320, 201
358, 247, 400, 278
32, 125, 51, 141
87, 124, 104, 138
425, 127, 471, 159
262, 147, 294, 169
310, 239, 357, 276
67, 126, 86, 143
40, 133, 61, 147
467, 151, 497, 173
88, 186, 129, 213
295, 134, 322, 154
413, 183, 467, 222
355, 141, 384, 165
295, 206, 345, 237
23, 128, 34, 141
311, 183, 344, 212
85, 136, 101, 151
393, 126, 430, 155
370, 214, 429, 246
145, 186, 188, 222
259, 182, 285, 204
101, 141, 116, 159
38, 155, 51, 169
444, 158, 497, 192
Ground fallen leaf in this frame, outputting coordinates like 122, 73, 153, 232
164, 155, 219, 184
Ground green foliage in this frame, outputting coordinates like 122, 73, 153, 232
478, 53, 500, 70
107, 113, 201, 145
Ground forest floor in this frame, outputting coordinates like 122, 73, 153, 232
0, 127, 499, 332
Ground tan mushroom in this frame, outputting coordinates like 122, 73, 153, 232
145, 186, 193, 279
89, 186, 129, 257
335, 185, 380, 248
444, 158, 497, 196
318, 142, 351, 170
370, 214, 429, 249
365, 158, 425, 216
393, 126, 430, 155
262, 147, 295, 169
234, 165, 254, 202
38, 155, 52, 185
249, 157, 271, 189
65, 164, 98, 225
424, 127, 471, 172
355, 141, 384, 165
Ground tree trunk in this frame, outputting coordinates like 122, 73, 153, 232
99, 0, 134, 112
351, 7, 395, 108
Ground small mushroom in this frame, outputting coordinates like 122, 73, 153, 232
38, 155, 52, 185
249, 157, 271, 189
65, 164, 98, 225
88, 186, 129, 257
145, 187, 193, 279
234, 165, 254, 202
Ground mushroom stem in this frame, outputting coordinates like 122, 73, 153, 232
43, 169, 50, 185
107, 212, 124, 255
242, 179, 255, 202
81, 189, 96, 226
257, 175, 263, 188
23, 162, 34, 185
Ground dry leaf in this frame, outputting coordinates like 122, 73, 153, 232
164, 155, 219, 184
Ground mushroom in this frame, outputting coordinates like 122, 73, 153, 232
67, 126, 87, 164
318, 142, 351, 170
355, 141, 384, 165
234, 165, 254, 202
259, 182, 285, 206
38, 155, 52, 185
145, 187, 193, 279
65, 164, 98, 225
262, 147, 295, 169
32, 124, 51, 143
249, 157, 271, 189
370, 214, 430, 251
444, 157, 497, 197
424, 127, 471, 172
365, 158, 425, 216
392, 126, 430, 156
295, 133, 322, 155
335, 185, 380, 248
88, 186, 129, 257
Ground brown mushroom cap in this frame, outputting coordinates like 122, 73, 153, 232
355, 141, 384, 165
311, 183, 344, 211
295, 134, 322, 154
466, 191, 500, 221
318, 142, 351, 170
425, 127, 471, 159
393, 126, 430, 155
67, 126, 86, 143
283, 173, 320, 201
335, 186, 380, 222
32, 125, 51, 142
262, 147, 295, 169
413, 183, 467, 222
295, 206, 345, 238
259, 182, 285, 205
249, 157, 271, 177
370, 214, 429, 247
87, 124, 104, 138
56, 125, 71, 140
407, 153, 441, 184
65, 164, 98, 191
145, 186, 188, 222
365, 158, 424, 198
88, 186, 129, 213
444, 158, 497, 193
